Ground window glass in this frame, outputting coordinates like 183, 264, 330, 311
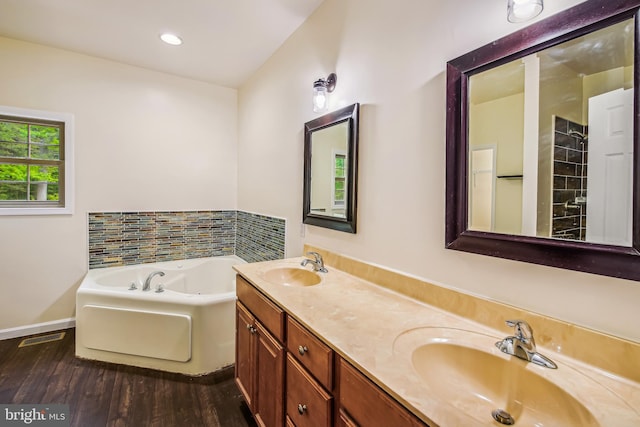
333, 153, 346, 208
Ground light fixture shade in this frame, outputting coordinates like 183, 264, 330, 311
312, 73, 337, 113
313, 82, 329, 113
507, 0, 543, 23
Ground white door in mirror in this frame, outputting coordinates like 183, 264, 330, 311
587, 88, 633, 246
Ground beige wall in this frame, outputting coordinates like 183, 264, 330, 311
470, 92, 524, 235
238, 0, 640, 343
0, 37, 238, 331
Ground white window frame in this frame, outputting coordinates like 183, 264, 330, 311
0, 105, 74, 216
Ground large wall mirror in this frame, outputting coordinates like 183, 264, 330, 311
446, 0, 640, 280
303, 103, 359, 233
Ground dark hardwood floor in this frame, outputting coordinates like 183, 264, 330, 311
0, 328, 257, 427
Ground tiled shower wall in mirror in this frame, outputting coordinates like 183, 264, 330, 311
88, 210, 285, 268
552, 116, 588, 240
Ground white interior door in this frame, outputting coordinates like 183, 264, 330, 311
586, 88, 633, 246
469, 147, 496, 232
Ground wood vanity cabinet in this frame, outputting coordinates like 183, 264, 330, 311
235, 275, 429, 427
235, 276, 285, 427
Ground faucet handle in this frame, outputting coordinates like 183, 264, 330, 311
306, 251, 322, 262
505, 320, 534, 343
304, 251, 328, 273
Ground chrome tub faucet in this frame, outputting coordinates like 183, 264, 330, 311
300, 251, 328, 273
143, 270, 165, 291
495, 320, 557, 369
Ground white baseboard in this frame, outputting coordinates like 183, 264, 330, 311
0, 318, 76, 341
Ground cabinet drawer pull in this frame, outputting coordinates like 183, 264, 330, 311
298, 345, 308, 356
246, 324, 256, 334
297, 403, 307, 415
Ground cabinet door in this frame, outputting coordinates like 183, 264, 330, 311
236, 302, 256, 410
254, 321, 285, 427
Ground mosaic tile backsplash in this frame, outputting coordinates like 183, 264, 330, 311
88, 210, 285, 268
236, 211, 286, 263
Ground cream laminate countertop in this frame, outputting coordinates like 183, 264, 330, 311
233, 257, 640, 427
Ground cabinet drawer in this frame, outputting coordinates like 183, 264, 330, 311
286, 353, 333, 427
236, 275, 285, 341
339, 358, 427, 427
287, 317, 334, 390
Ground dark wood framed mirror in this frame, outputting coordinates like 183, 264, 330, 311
303, 103, 359, 233
446, 0, 640, 280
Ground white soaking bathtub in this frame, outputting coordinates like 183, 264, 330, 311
76, 255, 245, 376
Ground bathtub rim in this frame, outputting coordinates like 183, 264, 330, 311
79, 255, 245, 305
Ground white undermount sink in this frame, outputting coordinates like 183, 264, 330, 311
393, 327, 638, 426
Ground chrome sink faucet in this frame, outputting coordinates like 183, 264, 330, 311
143, 270, 165, 291
300, 251, 328, 273
495, 320, 557, 369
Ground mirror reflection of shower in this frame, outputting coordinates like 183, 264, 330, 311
565, 130, 588, 210
552, 117, 588, 241
568, 130, 588, 142
551, 89, 633, 245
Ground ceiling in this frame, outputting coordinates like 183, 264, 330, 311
470, 18, 634, 105
0, 0, 325, 88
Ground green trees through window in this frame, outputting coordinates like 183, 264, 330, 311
0, 117, 62, 202
334, 153, 346, 207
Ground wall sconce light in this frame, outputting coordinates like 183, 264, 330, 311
507, 0, 543, 23
313, 73, 337, 113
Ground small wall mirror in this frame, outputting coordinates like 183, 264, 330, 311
303, 103, 359, 233
446, 1, 640, 280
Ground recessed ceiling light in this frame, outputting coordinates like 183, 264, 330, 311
160, 33, 183, 46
